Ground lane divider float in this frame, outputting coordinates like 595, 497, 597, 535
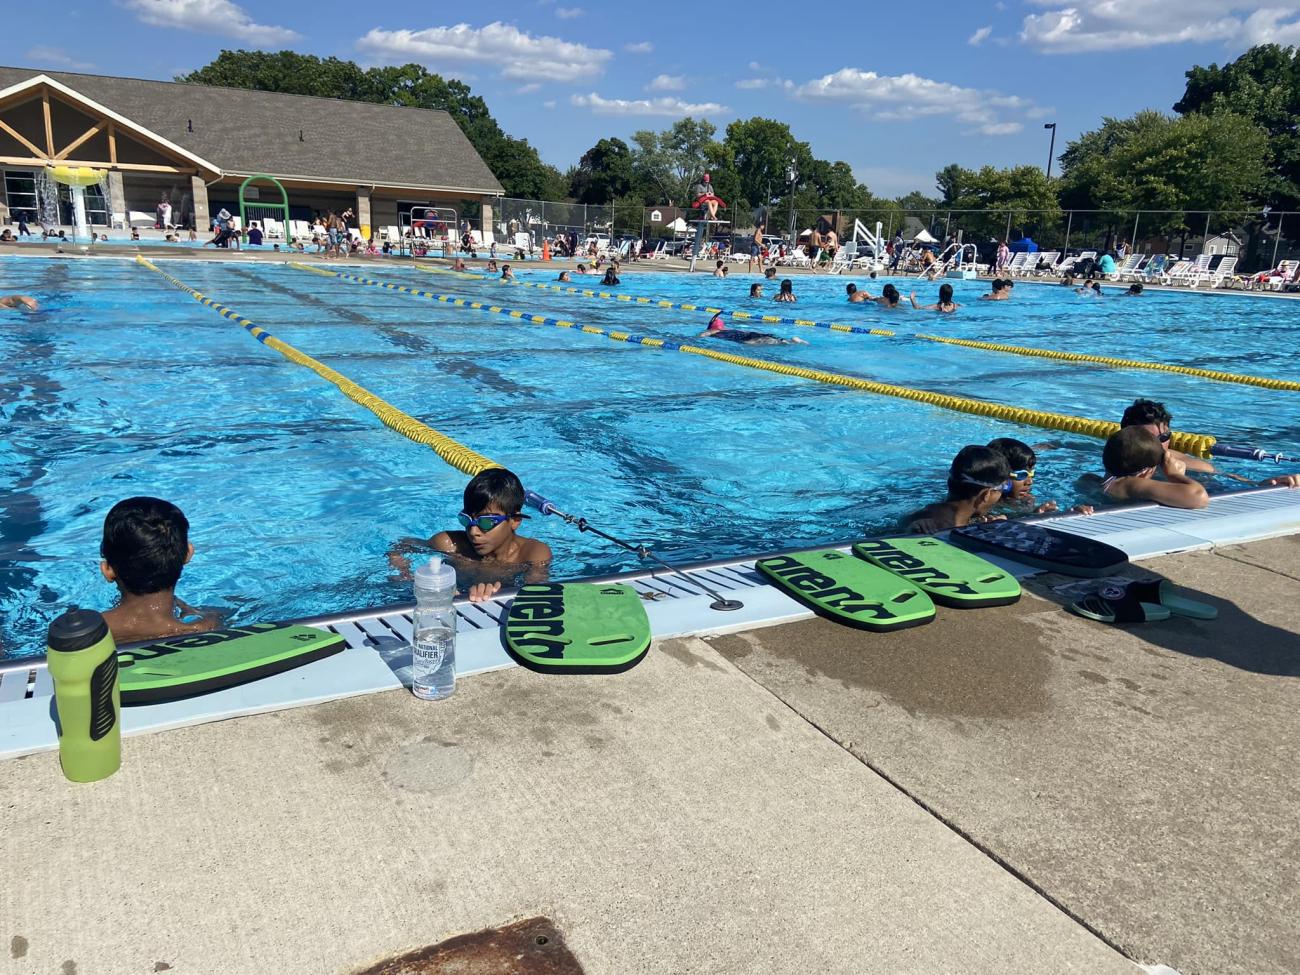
914, 334, 1300, 393
292, 262, 1218, 458
416, 263, 896, 337
419, 262, 1297, 393
136, 257, 499, 476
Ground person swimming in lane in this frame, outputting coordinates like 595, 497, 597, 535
697, 311, 807, 345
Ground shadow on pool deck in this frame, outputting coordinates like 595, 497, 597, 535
709, 535, 1300, 975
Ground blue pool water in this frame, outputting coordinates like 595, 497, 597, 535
2, 255, 1297, 656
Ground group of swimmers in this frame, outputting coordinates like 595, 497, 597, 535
93, 397, 1298, 648
903, 398, 1299, 533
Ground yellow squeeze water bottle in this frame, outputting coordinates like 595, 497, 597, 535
46, 609, 121, 782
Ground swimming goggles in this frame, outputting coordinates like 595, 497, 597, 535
458, 512, 513, 532
1157, 431, 1172, 443
958, 472, 1009, 490
1008, 468, 1035, 481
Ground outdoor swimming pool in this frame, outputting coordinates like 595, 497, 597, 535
2, 255, 1297, 656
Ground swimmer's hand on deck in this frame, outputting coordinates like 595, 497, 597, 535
1259, 473, 1300, 488
468, 582, 502, 603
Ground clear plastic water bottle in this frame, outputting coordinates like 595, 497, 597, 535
411, 556, 457, 700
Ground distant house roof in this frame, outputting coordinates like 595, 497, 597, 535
0, 66, 504, 196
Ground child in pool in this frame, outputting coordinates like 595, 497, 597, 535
774, 278, 796, 303
986, 437, 1093, 516
389, 469, 551, 603
99, 497, 220, 644
1095, 427, 1208, 509
901, 445, 1010, 534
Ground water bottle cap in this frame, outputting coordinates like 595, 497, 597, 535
48, 608, 110, 652
414, 556, 457, 593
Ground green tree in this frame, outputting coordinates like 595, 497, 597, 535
569, 137, 634, 204
178, 50, 563, 199
1175, 44, 1300, 210
630, 117, 720, 205
1059, 110, 1269, 244
722, 117, 813, 212
933, 163, 1061, 242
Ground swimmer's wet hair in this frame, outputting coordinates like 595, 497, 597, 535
464, 468, 526, 518
1120, 398, 1171, 428
1103, 427, 1164, 477
779, 278, 794, 292
946, 446, 1010, 501
882, 283, 900, 302
101, 497, 190, 596
938, 283, 953, 303
987, 437, 1035, 471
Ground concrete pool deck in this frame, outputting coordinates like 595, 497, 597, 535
3, 537, 1296, 975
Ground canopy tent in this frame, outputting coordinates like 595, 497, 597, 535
912, 228, 937, 243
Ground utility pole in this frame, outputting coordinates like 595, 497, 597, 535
1044, 122, 1057, 179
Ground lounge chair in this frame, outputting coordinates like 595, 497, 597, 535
1139, 255, 1168, 282
1263, 259, 1299, 291
1112, 254, 1143, 279
1198, 256, 1237, 289
1163, 260, 1198, 286
1031, 251, 1059, 276
1005, 252, 1032, 276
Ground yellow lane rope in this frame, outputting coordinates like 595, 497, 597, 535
136, 257, 500, 476
418, 262, 1296, 393
292, 262, 1218, 458
416, 263, 896, 337
914, 334, 1300, 393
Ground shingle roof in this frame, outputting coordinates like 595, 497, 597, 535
0, 66, 503, 195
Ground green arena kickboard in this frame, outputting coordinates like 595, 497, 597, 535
503, 583, 652, 674
853, 537, 1022, 608
117, 622, 346, 705
756, 549, 935, 631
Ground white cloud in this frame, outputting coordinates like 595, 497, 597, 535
543, 99, 557, 108
624, 40, 653, 53
555, 6, 583, 17
26, 46, 94, 70
570, 92, 726, 117
968, 25, 993, 45
122, 0, 299, 45
516, 82, 542, 93
647, 73, 686, 91
748, 60, 763, 71
1021, 1, 1300, 52
794, 67, 1043, 135
735, 76, 792, 90
357, 21, 612, 81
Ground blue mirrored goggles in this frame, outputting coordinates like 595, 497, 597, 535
458, 512, 516, 532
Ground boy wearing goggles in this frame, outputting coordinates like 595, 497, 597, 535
389, 468, 551, 602
987, 437, 1094, 516
903, 445, 1011, 534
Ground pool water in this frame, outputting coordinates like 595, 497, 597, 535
2, 255, 1297, 656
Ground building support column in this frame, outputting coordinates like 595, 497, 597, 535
190, 176, 210, 232
356, 187, 372, 240
480, 200, 494, 243
106, 171, 126, 229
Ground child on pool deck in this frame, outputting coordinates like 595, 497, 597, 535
389, 468, 552, 603
98, 497, 220, 644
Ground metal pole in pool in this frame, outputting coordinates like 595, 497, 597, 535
524, 491, 743, 612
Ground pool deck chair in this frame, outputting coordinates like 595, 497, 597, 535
1198, 256, 1236, 289
1140, 255, 1169, 282
1111, 254, 1143, 279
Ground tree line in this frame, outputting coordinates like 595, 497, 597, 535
182, 45, 1300, 244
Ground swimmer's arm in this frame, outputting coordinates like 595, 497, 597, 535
1112, 475, 1209, 509
909, 292, 919, 309
1173, 450, 1216, 473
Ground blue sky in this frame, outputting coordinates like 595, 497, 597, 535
9, 1, 1300, 197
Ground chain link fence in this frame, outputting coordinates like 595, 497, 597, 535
489, 198, 1300, 273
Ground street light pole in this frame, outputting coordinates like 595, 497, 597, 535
1044, 122, 1057, 179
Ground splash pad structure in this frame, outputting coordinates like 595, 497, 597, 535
43, 165, 106, 242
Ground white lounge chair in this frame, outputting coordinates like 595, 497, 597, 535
1163, 260, 1197, 285
1173, 254, 1213, 286
1120, 255, 1150, 281
1031, 251, 1059, 276
1198, 256, 1237, 289
1262, 259, 1298, 291
1112, 254, 1143, 279
1006, 252, 1032, 275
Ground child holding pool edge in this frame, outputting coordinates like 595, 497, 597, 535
902, 446, 1010, 534
99, 497, 220, 644
1098, 428, 1209, 509
390, 469, 551, 603
986, 438, 1094, 517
